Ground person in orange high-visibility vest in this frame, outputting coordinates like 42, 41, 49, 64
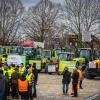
18, 75, 29, 100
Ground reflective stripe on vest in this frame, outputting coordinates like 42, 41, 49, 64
3, 70, 7, 76
2, 58, 6, 63
19, 67, 25, 75
8, 69, 13, 79
1, 67, 4, 71
77, 69, 82, 79
18, 79, 28, 92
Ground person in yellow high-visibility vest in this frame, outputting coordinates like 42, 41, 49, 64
1, 55, 6, 64
77, 67, 84, 89
3, 65, 9, 76
7, 65, 15, 96
1, 65, 4, 73
26, 69, 32, 84
19, 63, 26, 76
26, 69, 33, 100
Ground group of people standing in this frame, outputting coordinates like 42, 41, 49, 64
62, 66, 84, 97
0, 62, 38, 100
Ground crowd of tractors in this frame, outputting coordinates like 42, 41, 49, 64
0, 46, 100, 79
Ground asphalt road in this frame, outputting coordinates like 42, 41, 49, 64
85, 92, 100, 100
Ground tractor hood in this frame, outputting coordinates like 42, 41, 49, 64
59, 61, 77, 73
73, 57, 85, 65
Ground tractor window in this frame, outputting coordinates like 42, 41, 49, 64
95, 50, 100, 59
42, 51, 51, 57
9, 49, 13, 54
36, 48, 41, 55
56, 50, 61, 55
59, 53, 73, 61
1, 48, 6, 54
79, 50, 91, 59
14, 47, 22, 54
23, 48, 32, 55
7, 49, 9, 54
75, 50, 79, 57
51, 51, 55, 57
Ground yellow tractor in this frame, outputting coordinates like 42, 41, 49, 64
85, 49, 100, 78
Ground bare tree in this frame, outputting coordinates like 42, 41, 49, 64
0, 0, 24, 45
23, 0, 61, 48
64, 0, 100, 47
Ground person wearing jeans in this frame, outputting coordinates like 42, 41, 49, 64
63, 83, 69, 94
62, 67, 71, 95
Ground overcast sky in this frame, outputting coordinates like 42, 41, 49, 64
22, 0, 65, 8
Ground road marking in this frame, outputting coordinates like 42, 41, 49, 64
85, 93, 100, 100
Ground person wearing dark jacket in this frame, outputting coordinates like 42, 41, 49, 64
11, 67, 19, 99
32, 63, 38, 84
0, 70, 8, 100
62, 67, 71, 95
32, 63, 38, 98
23, 65, 29, 77
72, 69, 79, 97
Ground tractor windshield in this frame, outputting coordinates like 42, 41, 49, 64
23, 47, 32, 55
13, 47, 22, 54
0, 48, 6, 54
42, 50, 51, 57
59, 53, 74, 61
56, 49, 66, 55
56, 50, 61, 55
79, 49, 91, 59
9, 47, 22, 54
23, 47, 41, 59
95, 50, 100, 59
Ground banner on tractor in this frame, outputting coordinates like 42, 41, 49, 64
7, 55, 26, 66
89, 61, 96, 68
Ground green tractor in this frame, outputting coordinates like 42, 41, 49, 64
46, 51, 77, 74
73, 48, 94, 65
0, 46, 10, 58
73, 48, 100, 79
85, 49, 100, 79
7, 46, 42, 71
51, 47, 68, 62
40, 47, 68, 72
58, 52, 76, 74
41, 50, 51, 72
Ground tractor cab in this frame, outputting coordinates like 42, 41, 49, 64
51, 48, 67, 62
74, 48, 94, 65
9, 46, 22, 55
0, 46, 10, 62
85, 49, 100, 79
58, 52, 76, 74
